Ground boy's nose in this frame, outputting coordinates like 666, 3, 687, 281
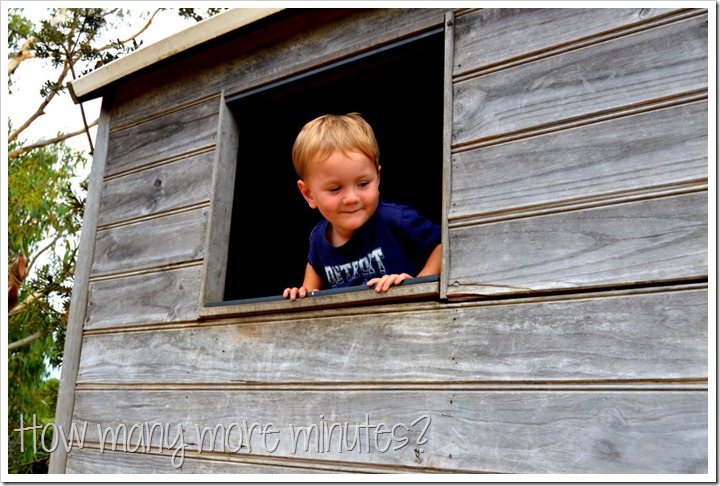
343, 189, 360, 204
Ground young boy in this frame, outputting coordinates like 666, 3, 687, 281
283, 113, 442, 300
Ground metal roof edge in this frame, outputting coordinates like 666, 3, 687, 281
67, 8, 285, 103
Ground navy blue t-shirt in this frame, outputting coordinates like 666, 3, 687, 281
307, 201, 441, 289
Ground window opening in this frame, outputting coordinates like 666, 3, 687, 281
221, 28, 444, 303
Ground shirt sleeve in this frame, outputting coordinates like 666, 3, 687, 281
397, 205, 441, 261
307, 222, 326, 283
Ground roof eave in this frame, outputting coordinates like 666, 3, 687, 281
67, 8, 285, 103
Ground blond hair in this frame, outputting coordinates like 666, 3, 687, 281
291, 113, 380, 180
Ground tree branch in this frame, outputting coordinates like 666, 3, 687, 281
99, 8, 162, 50
64, 40, 96, 154
7, 118, 99, 159
8, 62, 72, 144
25, 232, 66, 277
8, 329, 47, 352
8, 290, 46, 318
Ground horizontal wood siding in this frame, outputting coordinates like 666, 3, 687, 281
85, 96, 220, 332
451, 12, 707, 147
450, 100, 708, 222
60, 7, 708, 475
452, 8, 678, 77
105, 96, 219, 177
98, 150, 214, 226
85, 265, 202, 330
448, 8, 708, 299
71, 389, 707, 473
440, 6, 708, 475
76, 287, 707, 384
92, 208, 207, 277
448, 192, 707, 297
66, 448, 329, 474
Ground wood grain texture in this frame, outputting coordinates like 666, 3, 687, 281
450, 100, 708, 221
109, 9, 450, 127
199, 280, 439, 319
199, 96, 240, 305
448, 192, 707, 297
452, 14, 708, 146
85, 265, 202, 330
77, 287, 707, 384
71, 389, 707, 473
440, 11, 455, 300
91, 208, 207, 277
98, 150, 214, 227
105, 97, 219, 177
49, 100, 113, 474
66, 447, 330, 474
56, 8, 712, 476
453, 8, 678, 77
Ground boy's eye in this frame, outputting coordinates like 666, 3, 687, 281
358, 181, 369, 188
329, 187, 341, 193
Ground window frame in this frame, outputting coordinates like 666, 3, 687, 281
198, 13, 454, 318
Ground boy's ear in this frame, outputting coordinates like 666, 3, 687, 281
297, 180, 317, 209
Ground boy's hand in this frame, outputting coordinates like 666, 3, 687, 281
283, 287, 308, 301
284, 264, 323, 301
366, 273, 412, 293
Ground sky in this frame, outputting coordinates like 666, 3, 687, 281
5, 6, 199, 155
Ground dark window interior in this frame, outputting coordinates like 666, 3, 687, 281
223, 29, 444, 301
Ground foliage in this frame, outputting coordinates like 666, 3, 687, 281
6, 109, 86, 476
7, 378, 59, 474
6, 7, 224, 474
178, 8, 228, 22
7, 7, 138, 474
7, 132, 84, 414
7, 11, 34, 94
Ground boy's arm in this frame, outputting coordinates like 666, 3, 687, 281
417, 243, 442, 277
283, 263, 323, 301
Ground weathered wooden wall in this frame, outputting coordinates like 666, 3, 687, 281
54, 8, 708, 474
448, 8, 708, 299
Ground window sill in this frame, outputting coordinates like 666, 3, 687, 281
199, 275, 440, 319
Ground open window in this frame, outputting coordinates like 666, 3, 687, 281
202, 27, 446, 314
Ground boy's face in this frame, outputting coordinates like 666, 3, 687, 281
298, 149, 380, 246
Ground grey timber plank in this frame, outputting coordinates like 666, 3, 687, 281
450, 101, 708, 221
58, 7, 712, 478
85, 265, 202, 330
71, 389, 708, 473
448, 192, 707, 297
453, 8, 678, 77
91, 208, 207, 277
440, 11, 455, 300
452, 14, 708, 146
105, 97, 219, 177
199, 95, 240, 305
66, 448, 329, 474
49, 100, 113, 474
77, 288, 707, 384
98, 150, 214, 227
199, 279, 439, 319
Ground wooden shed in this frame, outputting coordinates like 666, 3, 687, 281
51, 7, 710, 474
